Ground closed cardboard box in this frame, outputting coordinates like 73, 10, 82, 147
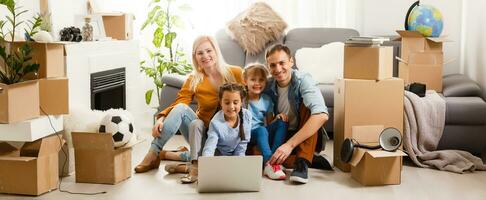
12, 42, 66, 78
0, 80, 40, 123
72, 132, 141, 184
349, 125, 406, 186
395, 30, 448, 92
0, 135, 63, 196
344, 46, 393, 80
333, 78, 404, 172
101, 13, 134, 40
39, 78, 69, 115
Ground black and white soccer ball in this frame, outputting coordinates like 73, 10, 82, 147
98, 114, 134, 147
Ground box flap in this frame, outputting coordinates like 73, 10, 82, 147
117, 135, 145, 149
349, 148, 367, 167
396, 30, 424, 38
0, 142, 18, 156
0, 156, 37, 161
351, 125, 384, 144
21, 134, 64, 157
72, 132, 115, 150
368, 150, 407, 158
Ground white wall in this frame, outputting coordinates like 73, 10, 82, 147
359, 0, 463, 75
461, 1, 486, 98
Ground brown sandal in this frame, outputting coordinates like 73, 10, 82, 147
159, 146, 189, 160
164, 163, 190, 174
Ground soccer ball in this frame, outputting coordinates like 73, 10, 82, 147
98, 114, 134, 147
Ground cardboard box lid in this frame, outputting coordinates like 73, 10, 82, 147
72, 132, 143, 151
20, 134, 64, 157
395, 30, 451, 43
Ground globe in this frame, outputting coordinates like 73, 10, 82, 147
407, 4, 443, 37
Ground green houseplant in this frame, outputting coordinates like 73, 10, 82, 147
140, 0, 193, 106
0, 0, 42, 85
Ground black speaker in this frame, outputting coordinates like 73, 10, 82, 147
341, 127, 402, 163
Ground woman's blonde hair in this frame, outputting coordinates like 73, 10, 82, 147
190, 36, 235, 92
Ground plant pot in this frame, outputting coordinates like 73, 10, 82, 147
0, 80, 40, 123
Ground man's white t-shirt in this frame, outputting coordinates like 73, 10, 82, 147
277, 85, 298, 131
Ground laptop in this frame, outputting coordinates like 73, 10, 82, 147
198, 155, 263, 193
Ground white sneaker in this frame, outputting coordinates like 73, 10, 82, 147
264, 164, 286, 180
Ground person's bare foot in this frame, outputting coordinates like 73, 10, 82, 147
134, 150, 160, 173
181, 161, 198, 183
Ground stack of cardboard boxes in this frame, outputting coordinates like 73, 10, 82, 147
0, 42, 69, 195
333, 40, 405, 186
395, 30, 448, 92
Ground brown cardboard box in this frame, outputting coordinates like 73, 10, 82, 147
101, 13, 134, 40
72, 132, 141, 184
349, 125, 406, 186
0, 135, 64, 195
0, 80, 40, 123
333, 78, 404, 172
39, 78, 69, 115
12, 42, 65, 78
395, 30, 449, 92
344, 46, 393, 80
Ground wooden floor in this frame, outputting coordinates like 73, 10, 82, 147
2, 134, 485, 200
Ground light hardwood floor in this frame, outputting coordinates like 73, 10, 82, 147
2, 133, 485, 200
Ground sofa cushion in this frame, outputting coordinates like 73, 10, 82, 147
318, 83, 334, 107
226, 2, 287, 56
445, 97, 486, 125
295, 42, 344, 84
284, 28, 359, 63
215, 30, 246, 67
443, 74, 482, 97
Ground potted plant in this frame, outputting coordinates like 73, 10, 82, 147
0, 0, 43, 123
140, 0, 193, 107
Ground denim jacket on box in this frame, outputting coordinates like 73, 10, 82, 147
263, 69, 329, 127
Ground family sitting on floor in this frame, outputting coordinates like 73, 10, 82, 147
134, 35, 332, 184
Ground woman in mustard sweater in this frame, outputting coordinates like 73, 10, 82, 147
135, 36, 244, 176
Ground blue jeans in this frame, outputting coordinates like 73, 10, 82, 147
250, 119, 288, 163
150, 104, 197, 155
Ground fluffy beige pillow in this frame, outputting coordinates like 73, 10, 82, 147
227, 2, 287, 55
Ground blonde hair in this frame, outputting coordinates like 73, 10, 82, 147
190, 36, 236, 92
243, 63, 269, 80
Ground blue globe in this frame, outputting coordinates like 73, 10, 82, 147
407, 4, 443, 37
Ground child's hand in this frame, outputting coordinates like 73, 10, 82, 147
275, 113, 288, 122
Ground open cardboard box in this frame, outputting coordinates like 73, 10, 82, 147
0, 134, 64, 195
344, 46, 393, 80
348, 125, 406, 186
0, 80, 40, 123
395, 30, 450, 92
72, 132, 143, 184
11, 42, 66, 79
333, 78, 404, 172
39, 78, 69, 115
100, 13, 134, 40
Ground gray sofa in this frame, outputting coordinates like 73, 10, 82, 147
159, 28, 486, 159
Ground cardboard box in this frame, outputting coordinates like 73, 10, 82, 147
72, 132, 141, 184
344, 46, 393, 80
397, 51, 443, 92
0, 80, 40, 123
0, 115, 63, 142
349, 125, 406, 186
395, 30, 449, 92
39, 78, 69, 115
12, 42, 66, 79
101, 13, 134, 40
333, 78, 404, 172
0, 135, 64, 195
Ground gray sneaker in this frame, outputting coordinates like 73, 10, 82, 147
289, 157, 309, 184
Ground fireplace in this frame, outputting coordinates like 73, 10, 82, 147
90, 68, 126, 110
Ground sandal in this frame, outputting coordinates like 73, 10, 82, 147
164, 163, 190, 174
181, 165, 198, 184
159, 146, 189, 161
